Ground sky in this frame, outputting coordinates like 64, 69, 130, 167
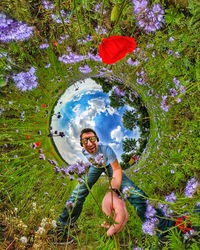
51, 78, 140, 164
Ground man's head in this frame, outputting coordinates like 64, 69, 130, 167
80, 128, 99, 154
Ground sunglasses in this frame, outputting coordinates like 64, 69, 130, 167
81, 136, 97, 145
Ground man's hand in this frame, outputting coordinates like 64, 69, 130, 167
101, 191, 128, 236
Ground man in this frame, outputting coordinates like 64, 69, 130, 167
52, 128, 149, 243
51, 128, 196, 244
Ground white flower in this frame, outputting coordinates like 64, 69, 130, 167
20, 236, 28, 244
37, 227, 45, 234
32, 202, 36, 209
14, 207, 18, 212
52, 220, 57, 228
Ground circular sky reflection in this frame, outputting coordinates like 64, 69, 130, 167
51, 78, 140, 164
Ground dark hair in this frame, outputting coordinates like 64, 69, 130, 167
80, 128, 99, 146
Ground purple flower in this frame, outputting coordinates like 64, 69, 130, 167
142, 218, 158, 236
168, 49, 173, 55
122, 186, 133, 200
77, 178, 84, 183
12, 67, 38, 91
51, 10, 69, 24
132, 1, 164, 33
165, 192, 177, 203
59, 53, 86, 64
79, 65, 92, 74
114, 86, 126, 97
184, 177, 199, 198
95, 25, 107, 35
145, 200, 157, 218
180, 85, 186, 94
45, 192, 49, 195
0, 13, 34, 43
169, 37, 174, 42
174, 52, 180, 58
65, 200, 74, 208
42, 0, 54, 10
45, 63, 51, 68
39, 154, 45, 160
39, 43, 49, 49
173, 78, 180, 88
169, 88, 178, 97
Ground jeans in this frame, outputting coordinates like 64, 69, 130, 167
57, 164, 175, 236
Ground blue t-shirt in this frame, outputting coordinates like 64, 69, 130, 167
82, 143, 117, 166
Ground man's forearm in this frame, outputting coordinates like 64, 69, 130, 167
111, 168, 122, 190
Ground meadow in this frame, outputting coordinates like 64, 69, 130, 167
0, 0, 200, 249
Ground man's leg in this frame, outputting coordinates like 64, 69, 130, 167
57, 165, 104, 228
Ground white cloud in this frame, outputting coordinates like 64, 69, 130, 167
52, 94, 114, 164
72, 104, 80, 113
111, 126, 123, 143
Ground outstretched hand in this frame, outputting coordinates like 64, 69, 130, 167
101, 191, 128, 236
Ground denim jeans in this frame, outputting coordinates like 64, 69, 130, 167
57, 164, 175, 236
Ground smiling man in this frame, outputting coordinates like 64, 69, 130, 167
52, 128, 148, 244
51, 128, 191, 245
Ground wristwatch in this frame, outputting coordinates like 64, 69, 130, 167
111, 188, 120, 196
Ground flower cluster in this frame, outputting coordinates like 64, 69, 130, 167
79, 65, 92, 74
12, 67, 38, 91
184, 177, 199, 198
142, 217, 158, 236
132, 0, 165, 33
0, 13, 34, 43
54, 161, 92, 180
59, 52, 86, 64
89, 153, 105, 168
42, 0, 54, 10
145, 200, 157, 218
51, 10, 70, 24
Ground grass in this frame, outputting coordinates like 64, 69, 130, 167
0, 0, 200, 249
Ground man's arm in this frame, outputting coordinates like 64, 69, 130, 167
110, 159, 122, 190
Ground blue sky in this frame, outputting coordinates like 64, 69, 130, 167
51, 78, 140, 164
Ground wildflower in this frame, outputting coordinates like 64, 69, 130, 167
45, 192, 49, 196
176, 97, 181, 103
77, 177, 84, 183
0, 13, 34, 43
27, 135, 30, 139
35, 142, 40, 147
180, 85, 186, 94
16, 129, 19, 132
168, 49, 173, 55
32, 202, 36, 209
37, 227, 45, 234
52, 220, 57, 228
39, 43, 49, 49
38, 130, 42, 135
169, 37, 174, 42
79, 65, 92, 74
45, 63, 51, 68
169, 88, 178, 97
12, 67, 38, 91
20, 236, 28, 244
132, 1, 165, 33
65, 200, 74, 209
39, 154, 45, 160
42, 0, 54, 9
114, 86, 126, 97
174, 52, 180, 58
122, 186, 133, 200
95, 25, 107, 35
165, 192, 177, 203
184, 177, 199, 198
171, 169, 175, 174
142, 217, 158, 236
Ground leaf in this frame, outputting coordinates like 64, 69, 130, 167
111, 5, 120, 22
0, 77, 7, 87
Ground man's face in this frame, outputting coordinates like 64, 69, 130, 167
81, 132, 98, 154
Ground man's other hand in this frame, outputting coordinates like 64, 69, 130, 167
101, 191, 128, 236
